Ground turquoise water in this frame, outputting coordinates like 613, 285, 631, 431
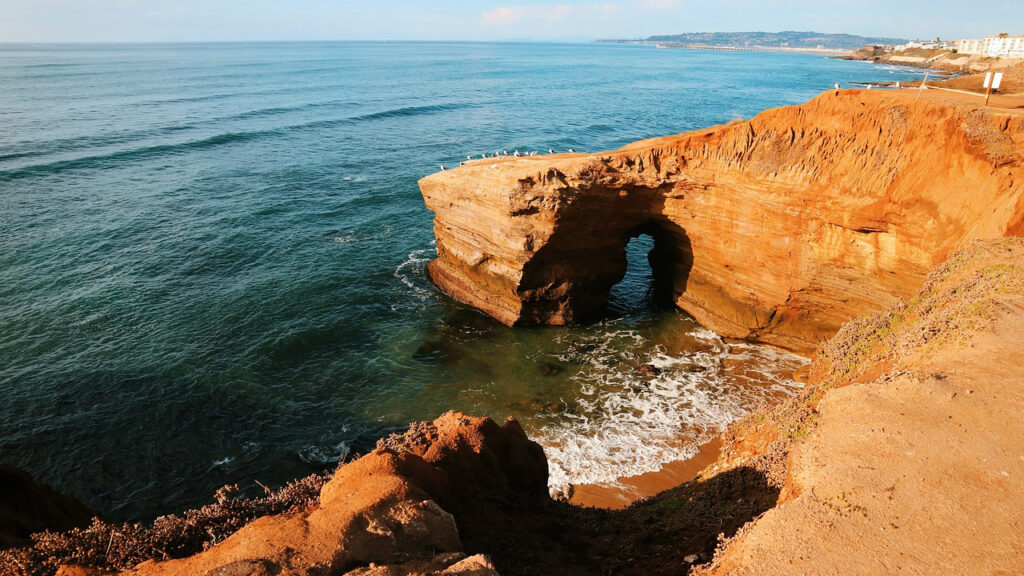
0, 42, 927, 520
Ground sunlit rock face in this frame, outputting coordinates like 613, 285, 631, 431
420, 90, 1024, 353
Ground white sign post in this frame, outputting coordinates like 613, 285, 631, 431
993, 73, 1004, 91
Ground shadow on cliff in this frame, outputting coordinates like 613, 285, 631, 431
455, 464, 777, 576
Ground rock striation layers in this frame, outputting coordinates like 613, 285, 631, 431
421, 90, 1024, 352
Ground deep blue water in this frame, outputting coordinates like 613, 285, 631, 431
0, 42, 927, 520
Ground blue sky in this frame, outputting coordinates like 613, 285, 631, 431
0, 0, 1019, 43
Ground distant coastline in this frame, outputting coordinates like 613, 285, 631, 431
597, 30, 907, 54
605, 41, 851, 56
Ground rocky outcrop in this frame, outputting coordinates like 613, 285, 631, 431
51, 413, 544, 576
0, 464, 93, 549
421, 90, 1024, 352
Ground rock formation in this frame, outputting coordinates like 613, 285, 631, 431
421, 90, 1024, 352
40, 413, 545, 576
0, 464, 92, 549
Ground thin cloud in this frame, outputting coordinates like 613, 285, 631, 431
481, 3, 620, 27
482, 6, 526, 26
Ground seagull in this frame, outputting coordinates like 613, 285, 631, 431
440, 164, 446, 171
568, 148, 575, 153
459, 161, 465, 166
530, 151, 537, 156
548, 148, 554, 154
514, 150, 521, 157
467, 155, 472, 161
503, 150, 509, 156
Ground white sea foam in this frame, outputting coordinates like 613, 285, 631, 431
332, 225, 392, 244
535, 327, 806, 494
297, 441, 351, 465
393, 248, 435, 301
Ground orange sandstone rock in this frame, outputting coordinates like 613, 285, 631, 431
112, 413, 544, 576
420, 90, 1024, 352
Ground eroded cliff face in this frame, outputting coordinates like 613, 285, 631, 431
421, 90, 1024, 352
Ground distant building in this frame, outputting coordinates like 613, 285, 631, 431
953, 34, 1024, 58
895, 39, 952, 51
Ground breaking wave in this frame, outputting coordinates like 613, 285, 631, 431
534, 326, 806, 493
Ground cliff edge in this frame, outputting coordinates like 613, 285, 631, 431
420, 89, 1024, 352
695, 237, 1024, 575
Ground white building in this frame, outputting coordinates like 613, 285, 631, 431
953, 34, 1024, 58
895, 40, 953, 51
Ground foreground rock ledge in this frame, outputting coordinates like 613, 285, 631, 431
420, 90, 1024, 352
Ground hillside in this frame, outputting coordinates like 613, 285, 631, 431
603, 31, 907, 50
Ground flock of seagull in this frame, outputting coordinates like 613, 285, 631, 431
439, 148, 577, 171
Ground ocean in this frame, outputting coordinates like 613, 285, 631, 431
0, 41, 928, 520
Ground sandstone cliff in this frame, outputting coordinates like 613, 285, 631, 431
421, 90, 1024, 352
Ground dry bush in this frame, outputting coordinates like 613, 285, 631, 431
0, 472, 331, 576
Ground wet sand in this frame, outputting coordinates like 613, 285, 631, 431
569, 437, 722, 509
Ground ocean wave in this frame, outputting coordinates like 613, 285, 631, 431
1, 99, 354, 162
535, 327, 805, 494
329, 224, 389, 244
0, 103, 474, 181
349, 103, 470, 122
393, 248, 436, 302
297, 441, 350, 465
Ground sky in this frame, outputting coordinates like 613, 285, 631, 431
0, 0, 1020, 43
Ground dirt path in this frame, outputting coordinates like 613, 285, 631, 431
701, 239, 1024, 575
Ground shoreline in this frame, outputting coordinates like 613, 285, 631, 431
569, 437, 723, 509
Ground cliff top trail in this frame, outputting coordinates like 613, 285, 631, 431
696, 237, 1024, 575
420, 89, 1024, 353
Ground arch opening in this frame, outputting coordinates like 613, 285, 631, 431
605, 221, 688, 319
